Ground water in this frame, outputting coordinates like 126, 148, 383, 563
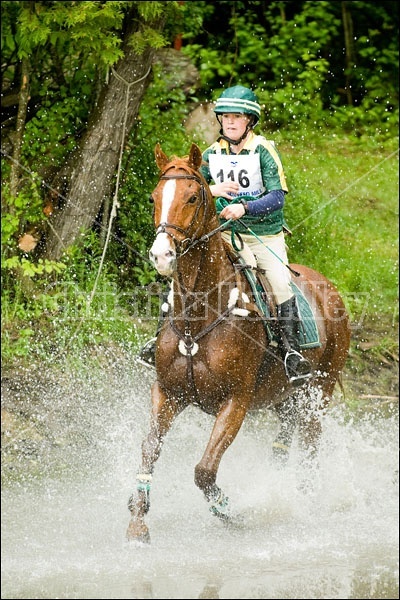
1, 361, 398, 599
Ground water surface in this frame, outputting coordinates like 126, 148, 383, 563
1, 363, 398, 599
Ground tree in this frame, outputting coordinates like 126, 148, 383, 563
43, 5, 168, 260
1, 0, 398, 273
1, 1, 176, 261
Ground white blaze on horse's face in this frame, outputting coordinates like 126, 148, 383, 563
149, 179, 177, 277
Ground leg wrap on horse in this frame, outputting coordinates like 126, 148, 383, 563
128, 472, 152, 514
208, 484, 231, 520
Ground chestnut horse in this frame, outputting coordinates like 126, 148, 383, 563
127, 143, 350, 542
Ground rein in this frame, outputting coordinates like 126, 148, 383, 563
154, 170, 251, 399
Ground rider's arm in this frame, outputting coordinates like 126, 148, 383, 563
246, 189, 285, 216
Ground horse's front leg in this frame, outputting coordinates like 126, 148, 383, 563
126, 381, 181, 543
194, 397, 247, 520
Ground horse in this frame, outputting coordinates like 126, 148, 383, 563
127, 143, 351, 542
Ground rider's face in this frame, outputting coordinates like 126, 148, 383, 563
221, 113, 250, 140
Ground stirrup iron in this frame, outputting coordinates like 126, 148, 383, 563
284, 350, 312, 386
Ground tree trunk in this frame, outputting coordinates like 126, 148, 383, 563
341, 1, 354, 106
43, 12, 166, 260
10, 57, 30, 202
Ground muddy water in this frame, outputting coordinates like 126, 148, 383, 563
1, 363, 398, 599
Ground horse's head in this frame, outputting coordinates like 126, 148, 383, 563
149, 143, 214, 277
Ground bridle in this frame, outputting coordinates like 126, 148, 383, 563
154, 172, 207, 256
154, 170, 225, 257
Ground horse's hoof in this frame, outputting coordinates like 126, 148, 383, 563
126, 519, 150, 544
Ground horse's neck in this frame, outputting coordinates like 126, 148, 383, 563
172, 234, 233, 313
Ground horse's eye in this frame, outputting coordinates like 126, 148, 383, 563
149, 195, 154, 203
187, 194, 198, 204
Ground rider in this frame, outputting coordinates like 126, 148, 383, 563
138, 84, 311, 386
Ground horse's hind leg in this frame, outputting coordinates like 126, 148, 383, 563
297, 384, 332, 462
272, 395, 300, 466
126, 381, 181, 543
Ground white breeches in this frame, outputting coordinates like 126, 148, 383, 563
222, 230, 294, 305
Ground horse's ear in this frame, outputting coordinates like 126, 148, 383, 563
155, 143, 169, 171
188, 143, 203, 171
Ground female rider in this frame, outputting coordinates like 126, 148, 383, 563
198, 85, 311, 386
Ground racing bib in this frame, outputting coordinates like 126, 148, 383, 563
208, 153, 265, 198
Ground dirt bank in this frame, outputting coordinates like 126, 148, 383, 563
341, 324, 398, 415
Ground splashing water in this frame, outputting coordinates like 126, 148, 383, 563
1, 359, 398, 599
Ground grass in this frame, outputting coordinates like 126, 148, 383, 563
276, 132, 399, 326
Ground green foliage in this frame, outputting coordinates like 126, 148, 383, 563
182, 0, 398, 139
15, 1, 125, 65
1, 275, 144, 363
1, 179, 43, 246
3, 256, 66, 277
277, 132, 399, 323
1, 226, 146, 364
23, 93, 88, 168
129, 26, 166, 54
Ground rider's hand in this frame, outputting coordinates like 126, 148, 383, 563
210, 181, 240, 199
219, 202, 246, 220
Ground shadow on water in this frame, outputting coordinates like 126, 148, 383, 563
1, 357, 399, 599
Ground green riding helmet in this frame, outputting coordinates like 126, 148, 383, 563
214, 85, 261, 125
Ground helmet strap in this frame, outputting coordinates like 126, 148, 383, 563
216, 116, 255, 146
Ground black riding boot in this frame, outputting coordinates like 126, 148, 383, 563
277, 296, 312, 386
136, 336, 158, 368
136, 294, 168, 369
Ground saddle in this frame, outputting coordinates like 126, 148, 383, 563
224, 243, 321, 350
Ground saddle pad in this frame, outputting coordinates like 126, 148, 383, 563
290, 282, 321, 349
238, 258, 320, 349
